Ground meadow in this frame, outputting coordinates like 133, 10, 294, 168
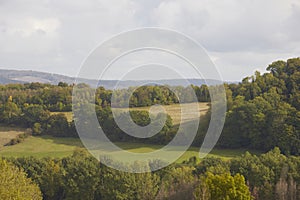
0, 135, 260, 163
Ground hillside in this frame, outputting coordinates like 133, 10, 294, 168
0, 69, 75, 84
0, 69, 222, 89
0, 76, 23, 84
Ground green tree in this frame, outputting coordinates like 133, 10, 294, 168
61, 150, 100, 200
194, 172, 252, 200
157, 166, 196, 200
0, 159, 42, 200
32, 122, 42, 135
100, 162, 160, 200
22, 104, 50, 127
0, 100, 21, 124
46, 113, 70, 137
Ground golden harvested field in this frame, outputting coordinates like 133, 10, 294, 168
51, 102, 209, 125
126, 102, 209, 125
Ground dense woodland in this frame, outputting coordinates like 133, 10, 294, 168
1, 148, 300, 199
0, 57, 300, 199
219, 58, 300, 155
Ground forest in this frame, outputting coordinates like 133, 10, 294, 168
2, 147, 300, 200
0, 57, 299, 199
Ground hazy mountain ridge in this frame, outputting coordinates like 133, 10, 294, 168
0, 69, 75, 84
0, 69, 224, 88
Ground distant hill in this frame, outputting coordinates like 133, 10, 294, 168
0, 69, 75, 84
0, 76, 23, 84
0, 69, 225, 89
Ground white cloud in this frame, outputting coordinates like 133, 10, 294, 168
3, 17, 60, 37
0, 0, 299, 80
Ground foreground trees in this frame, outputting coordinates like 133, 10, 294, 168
100, 163, 160, 200
0, 159, 42, 200
4, 147, 300, 200
194, 172, 252, 200
230, 148, 300, 199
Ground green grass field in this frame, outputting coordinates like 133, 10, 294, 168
0, 136, 83, 158
0, 135, 260, 163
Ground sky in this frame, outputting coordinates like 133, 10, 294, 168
0, 0, 300, 81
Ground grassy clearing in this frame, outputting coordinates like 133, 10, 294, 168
0, 136, 260, 163
98, 142, 260, 163
0, 136, 83, 158
0, 126, 27, 148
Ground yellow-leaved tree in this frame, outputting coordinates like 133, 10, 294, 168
0, 159, 42, 200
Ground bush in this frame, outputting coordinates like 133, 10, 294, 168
6, 133, 29, 146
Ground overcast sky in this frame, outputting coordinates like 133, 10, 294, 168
0, 0, 299, 81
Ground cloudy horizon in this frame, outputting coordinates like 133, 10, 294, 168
0, 0, 300, 81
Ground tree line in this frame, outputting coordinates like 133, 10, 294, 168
1, 147, 300, 199
0, 83, 210, 111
